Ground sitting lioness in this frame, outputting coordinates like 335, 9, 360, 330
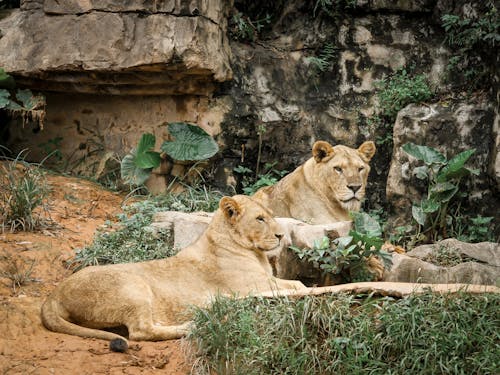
252, 140, 376, 224
41, 195, 305, 351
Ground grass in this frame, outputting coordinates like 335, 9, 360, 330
422, 244, 473, 267
189, 292, 500, 374
71, 185, 223, 269
0, 150, 50, 232
0, 255, 37, 293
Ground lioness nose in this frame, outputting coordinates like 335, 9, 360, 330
275, 233, 284, 241
348, 184, 361, 193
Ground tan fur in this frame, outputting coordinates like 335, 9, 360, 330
41, 195, 306, 344
253, 141, 376, 224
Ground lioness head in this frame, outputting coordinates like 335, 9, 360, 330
219, 195, 284, 251
312, 140, 376, 212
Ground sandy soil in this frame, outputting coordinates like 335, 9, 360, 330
0, 174, 191, 375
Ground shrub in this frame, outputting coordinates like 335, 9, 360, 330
290, 212, 392, 283
375, 69, 433, 122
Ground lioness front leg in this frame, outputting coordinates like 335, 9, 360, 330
272, 278, 307, 291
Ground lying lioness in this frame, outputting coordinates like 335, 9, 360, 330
41, 195, 305, 351
253, 140, 376, 224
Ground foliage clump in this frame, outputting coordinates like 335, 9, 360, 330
291, 212, 391, 284
71, 186, 222, 269
190, 292, 500, 375
234, 162, 287, 196
0, 151, 50, 232
0, 68, 46, 129
442, 4, 499, 90
368, 68, 433, 146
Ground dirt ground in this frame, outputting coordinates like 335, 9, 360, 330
0, 174, 191, 374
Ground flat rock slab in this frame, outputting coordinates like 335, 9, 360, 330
383, 239, 500, 285
0, 1, 232, 94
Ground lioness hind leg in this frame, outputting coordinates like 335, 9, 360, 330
128, 321, 192, 341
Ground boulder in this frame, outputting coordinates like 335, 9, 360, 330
150, 211, 351, 279
383, 239, 500, 285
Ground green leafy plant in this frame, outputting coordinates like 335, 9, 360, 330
402, 142, 478, 242
290, 212, 392, 283
120, 122, 218, 186
306, 42, 336, 74
189, 292, 500, 374
369, 69, 433, 146
454, 215, 495, 243
229, 11, 271, 42
375, 69, 433, 122
442, 5, 499, 89
0, 68, 46, 128
234, 162, 287, 196
0, 149, 50, 232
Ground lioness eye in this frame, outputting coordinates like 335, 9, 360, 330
358, 167, 365, 172
257, 216, 265, 222
334, 166, 342, 173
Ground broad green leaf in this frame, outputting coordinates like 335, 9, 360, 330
350, 231, 384, 252
402, 143, 446, 165
0, 89, 10, 108
351, 212, 382, 237
437, 149, 475, 182
412, 205, 426, 226
161, 122, 218, 161
421, 198, 440, 213
414, 165, 429, 180
430, 182, 458, 203
120, 149, 153, 186
336, 236, 353, 248
134, 133, 161, 169
15, 89, 37, 109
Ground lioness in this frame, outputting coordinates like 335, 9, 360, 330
253, 140, 376, 224
41, 195, 305, 351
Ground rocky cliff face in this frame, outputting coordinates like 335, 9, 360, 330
2, 0, 232, 94
1, 0, 498, 230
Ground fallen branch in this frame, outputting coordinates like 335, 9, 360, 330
254, 282, 499, 299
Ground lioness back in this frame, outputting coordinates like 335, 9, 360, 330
252, 141, 376, 224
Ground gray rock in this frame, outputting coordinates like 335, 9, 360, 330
150, 211, 352, 279
384, 239, 500, 285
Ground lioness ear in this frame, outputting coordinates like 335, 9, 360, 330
312, 141, 334, 163
220, 197, 241, 223
358, 141, 376, 162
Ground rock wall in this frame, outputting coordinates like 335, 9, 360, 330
1, 0, 498, 229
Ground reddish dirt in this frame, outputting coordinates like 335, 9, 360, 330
0, 174, 191, 374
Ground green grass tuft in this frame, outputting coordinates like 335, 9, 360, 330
189, 292, 500, 374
